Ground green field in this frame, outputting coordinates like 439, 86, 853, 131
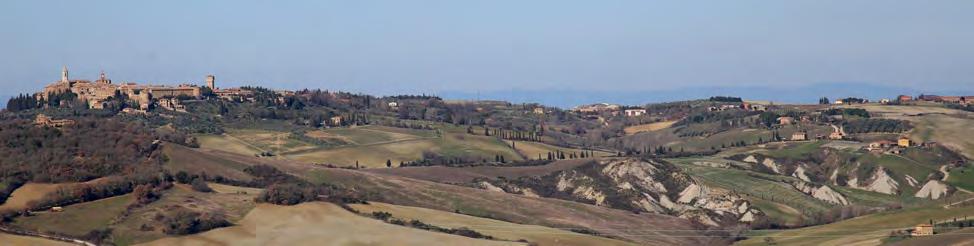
737, 203, 974, 246
672, 162, 833, 219
947, 165, 974, 192
14, 194, 133, 237
111, 184, 260, 245
306, 125, 436, 145
287, 129, 523, 168
163, 144, 255, 181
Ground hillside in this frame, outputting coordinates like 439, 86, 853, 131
140, 202, 519, 246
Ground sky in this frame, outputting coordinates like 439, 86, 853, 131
1, 1, 973, 106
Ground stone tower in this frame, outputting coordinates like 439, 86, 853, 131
98, 71, 110, 84
206, 75, 215, 89
61, 66, 69, 83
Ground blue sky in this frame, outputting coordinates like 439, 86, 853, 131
2, 1, 972, 102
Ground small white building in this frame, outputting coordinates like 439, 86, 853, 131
624, 109, 647, 117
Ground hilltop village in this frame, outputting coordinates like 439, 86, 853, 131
36, 67, 262, 111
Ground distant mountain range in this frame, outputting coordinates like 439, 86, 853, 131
440, 82, 974, 108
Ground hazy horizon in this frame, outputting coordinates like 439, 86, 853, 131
3, 1, 973, 107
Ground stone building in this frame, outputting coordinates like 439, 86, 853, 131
37, 67, 203, 109
34, 114, 75, 128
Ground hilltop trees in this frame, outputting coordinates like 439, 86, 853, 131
819, 97, 830, 105
6, 94, 39, 111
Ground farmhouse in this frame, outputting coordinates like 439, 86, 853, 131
777, 117, 795, 125
573, 103, 621, 113
624, 109, 646, 117
911, 224, 933, 236
34, 114, 76, 128
533, 107, 545, 115
791, 132, 807, 141
898, 137, 912, 147
866, 140, 894, 152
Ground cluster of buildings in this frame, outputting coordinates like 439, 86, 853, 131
897, 94, 974, 104
571, 103, 648, 117
33, 114, 75, 128
708, 102, 768, 112
37, 67, 256, 111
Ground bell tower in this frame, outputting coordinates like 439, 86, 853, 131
206, 75, 216, 89
61, 66, 69, 83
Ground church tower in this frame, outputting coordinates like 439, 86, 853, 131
61, 66, 69, 83
206, 75, 216, 89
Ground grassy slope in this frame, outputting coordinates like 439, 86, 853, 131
14, 194, 133, 236
173, 137, 716, 245
286, 130, 523, 168
139, 202, 519, 246
163, 143, 254, 181
364, 159, 595, 184
672, 162, 832, 217
512, 141, 612, 160
350, 201, 634, 246
111, 184, 261, 245
624, 120, 676, 135
0, 183, 68, 212
0, 232, 75, 246
736, 204, 974, 246
849, 105, 974, 159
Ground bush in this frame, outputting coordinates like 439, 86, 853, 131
162, 208, 230, 235
190, 178, 213, 192
132, 184, 160, 205
256, 183, 319, 205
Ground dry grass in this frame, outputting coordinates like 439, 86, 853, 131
350, 202, 634, 246
208, 183, 263, 195
288, 139, 437, 167
196, 135, 263, 156
847, 105, 974, 158
0, 178, 109, 212
163, 144, 255, 181
624, 120, 677, 135
736, 203, 974, 246
0, 232, 75, 246
139, 202, 518, 246
512, 141, 612, 160
0, 183, 67, 211
111, 184, 261, 245
365, 159, 596, 183
14, 194, 133, 237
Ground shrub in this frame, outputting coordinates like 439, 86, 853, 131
161, 208, 230, 235
190, 178, 213, 193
